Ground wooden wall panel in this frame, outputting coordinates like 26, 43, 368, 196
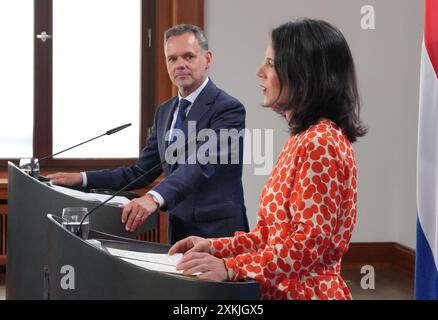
155, 0, 174, 106
0, 178, 8, 266
342, 242, 416, 275
173, 0, 204, 26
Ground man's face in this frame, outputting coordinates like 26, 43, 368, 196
165, 33, 212, 97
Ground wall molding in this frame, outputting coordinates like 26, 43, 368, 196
342, 242, 416, 275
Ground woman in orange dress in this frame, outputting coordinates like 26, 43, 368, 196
168, 18, 367, 300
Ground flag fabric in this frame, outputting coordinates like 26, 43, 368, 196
415, 0, 438, 300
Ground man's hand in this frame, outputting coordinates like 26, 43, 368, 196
168, 236, 211, 256
176, 252, 228, 281
121, 194, 158, 232
46, 172, 83, 186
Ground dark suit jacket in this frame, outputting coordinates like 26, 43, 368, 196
86, 80, 249, 243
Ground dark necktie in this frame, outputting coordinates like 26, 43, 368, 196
170, 98, 191, 145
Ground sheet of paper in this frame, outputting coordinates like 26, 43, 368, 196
121, 258, 184, 274
86, 239, 103, 249
50, 185, 130, 205
104, 247, 199, 275
106, 247, 182, 266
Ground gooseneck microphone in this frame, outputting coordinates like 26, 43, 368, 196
30, 123, 132, 177
105, 123, 132, 135
76, 138, 192, 238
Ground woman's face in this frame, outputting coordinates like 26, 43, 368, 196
256, 42, 285, 109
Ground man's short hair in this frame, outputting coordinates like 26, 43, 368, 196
164, 24, 209, 51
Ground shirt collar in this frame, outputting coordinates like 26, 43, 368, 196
178, 77, 209, 104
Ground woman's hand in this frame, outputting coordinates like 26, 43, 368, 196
176, 252, 228, 282
168, 236, 211, 255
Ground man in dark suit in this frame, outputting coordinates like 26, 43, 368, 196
48, 24, 249, 243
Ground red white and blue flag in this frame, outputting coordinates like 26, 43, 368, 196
415, 0, 438, 300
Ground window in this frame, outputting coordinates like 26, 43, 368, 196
1, 0, 156, 169
52, 0, 141, 158
0, 0, 205, 171
0, 1, 34, 158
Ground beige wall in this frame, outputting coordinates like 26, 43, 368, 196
205, 0, 424, 249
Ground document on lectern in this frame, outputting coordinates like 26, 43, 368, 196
106, 247, 184, 274
50, 185, 130, 205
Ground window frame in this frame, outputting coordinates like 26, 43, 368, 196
0, 0, 156, 170
0, 0, 204, 172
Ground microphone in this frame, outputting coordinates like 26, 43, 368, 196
106, 123, 132, 135
30, 123, 132, 178
76, 138, 193, 238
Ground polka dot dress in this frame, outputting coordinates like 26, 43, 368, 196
209, 120, 357, 300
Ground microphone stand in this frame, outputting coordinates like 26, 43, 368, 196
76, 138, 192, 238
30, 123, 132, 177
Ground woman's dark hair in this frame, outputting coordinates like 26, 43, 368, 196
271, 19, 367, 142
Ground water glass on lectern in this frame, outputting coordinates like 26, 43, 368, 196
19, 158, 32, 174
19, 158, 39, 177
61, 207, 89, 240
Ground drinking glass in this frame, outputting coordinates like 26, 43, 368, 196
61, 207, 89, 239
19, 158, 32, 175
19, 158, 39, 177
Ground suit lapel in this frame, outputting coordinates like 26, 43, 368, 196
182, 80, 219, 138
158, 97, 178, 173
169, 80, 219, 173
164, 98, 179, 144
